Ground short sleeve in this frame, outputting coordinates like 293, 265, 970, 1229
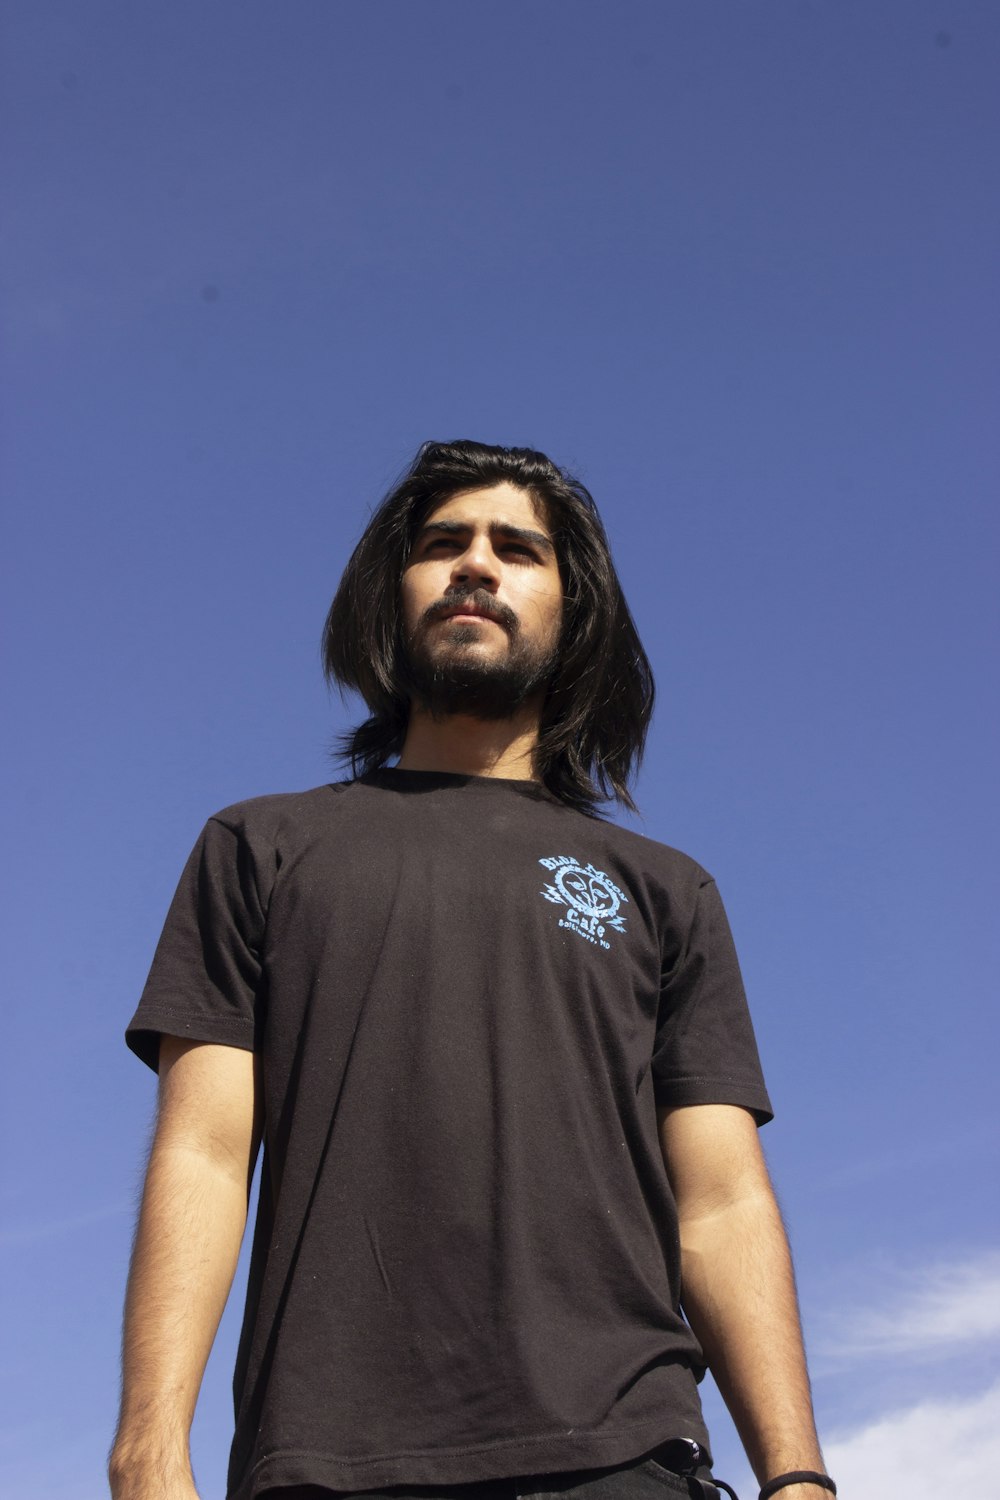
125, 815, 272, 1071
650, 877, 773, 1124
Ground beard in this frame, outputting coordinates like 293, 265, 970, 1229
403, 590, 561, 721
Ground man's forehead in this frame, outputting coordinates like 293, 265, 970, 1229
419, 483, 552, 537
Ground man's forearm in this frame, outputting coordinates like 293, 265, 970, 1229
679, 1186, 827, 1497
109, 1139, 249, 1498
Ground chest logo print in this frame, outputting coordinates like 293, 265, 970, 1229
539, 855, 629, 950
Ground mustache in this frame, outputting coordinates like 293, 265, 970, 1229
421, 589, 519, 634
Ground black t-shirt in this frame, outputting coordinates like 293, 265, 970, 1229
126, 770, 772, 1500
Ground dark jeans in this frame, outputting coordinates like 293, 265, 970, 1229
259, 1447, 723, 1500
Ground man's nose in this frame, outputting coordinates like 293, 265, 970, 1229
451, 539, 500, 590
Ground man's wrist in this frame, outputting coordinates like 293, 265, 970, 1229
108, 1436, 194, 1497
757, 1473, 836, 1500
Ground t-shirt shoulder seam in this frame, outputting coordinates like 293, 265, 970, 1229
209, 782, 343, 828
594, 819, 711, 880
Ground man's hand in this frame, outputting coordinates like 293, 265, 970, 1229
657, 1103, 828, 1491
761, 1488, 833, 1500
109, 1037, 261, 1499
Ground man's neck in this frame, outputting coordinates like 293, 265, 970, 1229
396, 706, 542, 781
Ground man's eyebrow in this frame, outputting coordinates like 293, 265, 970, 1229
416, 519, 556, 555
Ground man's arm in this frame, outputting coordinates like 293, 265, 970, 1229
109, 1038, 262, 1500
657, 1103, 830, 1500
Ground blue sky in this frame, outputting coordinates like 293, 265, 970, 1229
1, 3, 997, 1497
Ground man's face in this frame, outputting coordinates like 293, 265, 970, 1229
400, 483, 564, 719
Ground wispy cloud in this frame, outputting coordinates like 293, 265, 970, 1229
824, 1378, 1000, 1500
0, 1201, 131, 1249
819, 1249, 1000, 1361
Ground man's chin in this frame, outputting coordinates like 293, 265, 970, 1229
425, 640, 506, 670
406, 657, 550, 722
417, 678, 535, 723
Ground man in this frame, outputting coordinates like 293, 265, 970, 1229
110, 441, 833, 1500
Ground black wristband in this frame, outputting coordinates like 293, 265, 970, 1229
759, 1473, 836, 1500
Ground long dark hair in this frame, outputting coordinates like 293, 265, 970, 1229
323, 439, 654, 814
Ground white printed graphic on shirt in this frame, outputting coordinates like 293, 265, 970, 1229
538, 855, 629, 951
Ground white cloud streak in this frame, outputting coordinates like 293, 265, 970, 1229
823, 1378, 1000, 1500
0, 1200, 131, 1249
820, 1249, 1000, 1360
